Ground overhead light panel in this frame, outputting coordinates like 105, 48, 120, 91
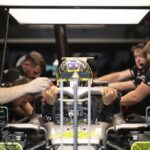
1, 0, 150, 7
1, 0, 149, 24
9, 9, 149, 24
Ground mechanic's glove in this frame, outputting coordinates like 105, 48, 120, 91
99, 87, 118, 122
126, 113, 146, 123
42, 85, 58, 105
113, 92, 122, 114
101, 88, 121, 121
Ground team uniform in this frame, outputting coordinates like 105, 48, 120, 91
130, 65, 147, 87
125, 66, 150, 116
2, 66, 25, 86
144, 68, 150, 86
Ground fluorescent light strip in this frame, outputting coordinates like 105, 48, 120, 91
10, 9, 149, 24
1, 0, 150, 7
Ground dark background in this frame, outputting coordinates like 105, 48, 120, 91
0, 8, 150, 78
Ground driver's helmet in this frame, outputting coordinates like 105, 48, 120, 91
56, 58, 93, 85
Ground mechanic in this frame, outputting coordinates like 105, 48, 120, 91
2, 50, 45, 83
102, 41, 150, 117
95, 43, 149, 116
121, 41, 150, 106
109, 43, 148, 92
94, 43, 148, 85
1, 51, 46, 119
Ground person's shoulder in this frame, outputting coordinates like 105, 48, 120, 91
129, 65, 137, 77
4, 67, 21, 76
2, 66, 24, 84
144, 67, 150, 84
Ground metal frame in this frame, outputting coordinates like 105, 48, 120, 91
0, 8, 9, 84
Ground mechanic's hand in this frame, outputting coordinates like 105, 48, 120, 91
42, 85, 58, 105
100, 87, 118, 105
26, 77, 51, 93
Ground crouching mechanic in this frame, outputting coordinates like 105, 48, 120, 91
2, 51, 46, 119
0, 77, 58, 122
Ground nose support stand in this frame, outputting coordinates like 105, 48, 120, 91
60, 79, 64, 150
59, 77, 92, 150
88, 79, 91, 150
72, 78, 79, 150
60, 78, 79, 150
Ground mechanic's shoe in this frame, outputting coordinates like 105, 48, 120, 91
113, 112, 126, 125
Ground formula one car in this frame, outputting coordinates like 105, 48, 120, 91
0, 57, 150, 150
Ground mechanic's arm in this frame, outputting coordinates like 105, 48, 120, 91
20, 102, 33, 116
94, 69, 132, 83
0, 77, 51, 105
14, 107, 27, 117
121, 82, 150, 106
13, 102, 33, 117
12, 94, 33, 116
109, 80, 136, 92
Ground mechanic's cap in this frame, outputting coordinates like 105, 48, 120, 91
56, 57, 93, 81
